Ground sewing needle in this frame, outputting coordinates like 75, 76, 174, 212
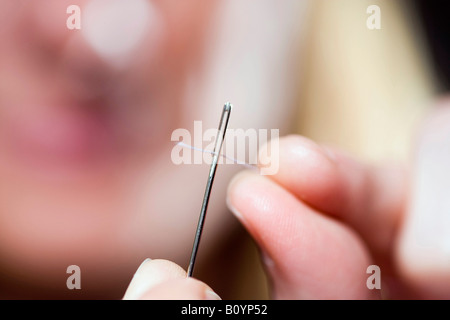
187, 102, 232, 277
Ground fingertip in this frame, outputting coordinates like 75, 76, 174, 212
278, 134, 336, 174
395, 98, 450, 298
227, 168, 304, 256
226, 170, 260, 221
263, 135, 339, 203
276, 134, 336, 164
227, 159, 374, 299
123, 259, 187, 300
139, 278, 222, 300
227, 170, 257, 195
145, 259, 187, 278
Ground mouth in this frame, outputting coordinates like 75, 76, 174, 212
3, 103, 121, 174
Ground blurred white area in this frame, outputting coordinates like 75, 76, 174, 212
82, 0, 162, 68
186, 0, 310, 133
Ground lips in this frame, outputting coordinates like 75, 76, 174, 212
5, 105, 117, 170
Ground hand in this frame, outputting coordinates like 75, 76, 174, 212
123, 259, 221, 300
226, 98, 450, 299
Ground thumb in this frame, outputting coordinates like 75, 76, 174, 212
123, 259, 221, 300
396, 98, 450, 298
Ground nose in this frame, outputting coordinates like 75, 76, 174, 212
81, 0, 161, 68
23, 1, 89, 57
19, 0, 112, 101
23, 1, 163, 97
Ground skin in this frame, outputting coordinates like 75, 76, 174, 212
0, 0, 234, 299
227, 100, 450, 300
127, 98, 450, 300
1, 1, 449, 299
1, 0, 298, 299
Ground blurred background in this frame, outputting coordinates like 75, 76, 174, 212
297, 0, 435, 163
213, 0, 450, 299
0, 0, 448, 299
195, 0, 448, 299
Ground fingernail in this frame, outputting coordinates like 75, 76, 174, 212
205, 289, 221, 300
258, 138, 280, 176
134, 258, 152, 278
124, 258, 154, 300
227, 172, 255, 224
261, 251, 275, 269
226, 196, 245, 222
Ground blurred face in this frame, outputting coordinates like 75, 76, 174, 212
0, 0, 225, 298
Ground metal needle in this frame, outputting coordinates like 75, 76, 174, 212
187, 102, 232, 277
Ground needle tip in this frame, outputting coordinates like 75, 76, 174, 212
224, 102, 232, 112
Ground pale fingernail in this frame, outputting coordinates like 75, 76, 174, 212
226, 196, 244, 222
133, 258, 151, 278
205, 289, 221, 300
258, 138, 280, 176
261, 251, 275, 269
227, 172, 255, 223
124, 258, 154, 300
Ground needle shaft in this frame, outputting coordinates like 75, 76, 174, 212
187, 102, 232, 277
